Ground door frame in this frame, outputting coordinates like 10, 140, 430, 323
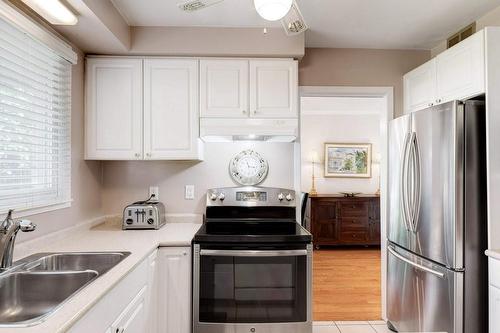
298, 86, 394, 320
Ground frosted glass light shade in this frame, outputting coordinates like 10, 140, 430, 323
254, 0, 293, 21
22, 0, 78, 25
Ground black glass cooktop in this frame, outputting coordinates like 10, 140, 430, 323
193, 220, 312, 243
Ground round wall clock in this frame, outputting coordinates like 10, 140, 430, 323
229, 150, 269, 186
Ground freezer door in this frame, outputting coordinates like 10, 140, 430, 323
387, 244, 462, 333
387, 114, 412, 249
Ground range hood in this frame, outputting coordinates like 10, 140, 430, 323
200, 118, 299, 142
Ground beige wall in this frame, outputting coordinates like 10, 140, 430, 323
431, 4, 500, 57
301, 113, 381, 195
17, 51, 103, 243
129, 26, 305, 58
298, 48, 431, 117
101, 142, 295, 215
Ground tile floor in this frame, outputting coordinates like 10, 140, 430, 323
313, 321, 392, 333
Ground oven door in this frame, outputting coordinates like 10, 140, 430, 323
193, 243, 312, 333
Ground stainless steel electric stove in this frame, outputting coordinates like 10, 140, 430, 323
193, 186, 312, 333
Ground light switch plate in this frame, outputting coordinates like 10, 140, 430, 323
149, 186, 159, 200
185, 185, 195, 200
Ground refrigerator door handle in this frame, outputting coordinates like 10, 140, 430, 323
400, 132, 412, 231
388, 245, 445, 278
409, 133, 422, 233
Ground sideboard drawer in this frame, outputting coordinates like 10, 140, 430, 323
340, 231, 369, 243
340, 202, 369, 217
341, 217, 368, 231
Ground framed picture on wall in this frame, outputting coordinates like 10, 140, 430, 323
324, 143, 372, 178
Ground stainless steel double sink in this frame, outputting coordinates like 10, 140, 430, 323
0, 251, 130, 326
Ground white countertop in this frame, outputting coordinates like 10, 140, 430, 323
486, 249, 500, 260
1, 218, 201, 333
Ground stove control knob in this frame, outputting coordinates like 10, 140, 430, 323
278, 193, 285, 201
210, 193, 217, 201
218, 193, 225, 201
147, 218, 154, 225
126, 218, 133, 225
286, 193, 294, 201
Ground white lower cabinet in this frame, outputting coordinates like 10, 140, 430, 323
110, 286, 148, 333
68, 256, 150, 333
158, 247, 192, 333
490, 257, 500, 333
147, 250, 159, 333
490, 285, 500, 333
69, 247, 191, 333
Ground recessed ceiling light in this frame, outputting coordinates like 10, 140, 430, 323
254, 0, 292, 21
22, 0, 78, 25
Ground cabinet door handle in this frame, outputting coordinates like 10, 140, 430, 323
242, 110, 247, 114
134, 153, 140, 158
146, 153, 151, 158
253, 110, 257, 115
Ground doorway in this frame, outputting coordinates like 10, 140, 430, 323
299, 87, 393, 323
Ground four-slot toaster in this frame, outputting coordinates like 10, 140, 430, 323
122, 197, 166, 230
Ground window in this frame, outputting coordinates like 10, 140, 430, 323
0, 15, 72, 214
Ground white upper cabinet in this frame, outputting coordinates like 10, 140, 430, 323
200, 59, 249, 118
85, 58, 143, 160
436, 31, 485, 103
403, 30, 486, 113
249, 59, 298, 118
200, 58, 298, 119
144, 59, 202, 160
403, 59, 437, 114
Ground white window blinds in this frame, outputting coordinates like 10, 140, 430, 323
0, 15, 71, 213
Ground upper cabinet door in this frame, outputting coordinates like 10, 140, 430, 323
144, 59, 202, 160
403, 59, 437, 114
200, 59, 248, 118
436, 31, 485, 103
249, 60, 298, 118
85, 58, 143, 160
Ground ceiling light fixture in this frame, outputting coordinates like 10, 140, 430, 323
254, 0, 292, 21
22, 0, 78, 25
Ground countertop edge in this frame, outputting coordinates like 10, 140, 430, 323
486, 249, 500, 260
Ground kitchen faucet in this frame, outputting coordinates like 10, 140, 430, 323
0, 209, 36, 270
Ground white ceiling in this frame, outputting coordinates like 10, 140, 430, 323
111, 0, 500, 49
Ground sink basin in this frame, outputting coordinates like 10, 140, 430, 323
24, 252, 130, 275
0, 271, 98, 324
0, 251, 131, 326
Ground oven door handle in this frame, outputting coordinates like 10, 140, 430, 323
199, 249, 308, 257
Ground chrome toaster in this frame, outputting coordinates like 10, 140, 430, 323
122, 198, 166, 230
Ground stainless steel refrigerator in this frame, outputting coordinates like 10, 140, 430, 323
387, 100, 488, 333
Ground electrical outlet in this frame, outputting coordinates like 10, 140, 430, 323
185, 185, 195, 200
149, 186, 159, 200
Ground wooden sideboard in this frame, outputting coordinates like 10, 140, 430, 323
309, 195, 380, 248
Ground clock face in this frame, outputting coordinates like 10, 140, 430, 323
229, 150, 268, 186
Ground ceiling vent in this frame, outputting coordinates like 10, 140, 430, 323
281, 1, 308, 36
447, 22, 476, 48
178, 0, 224, 12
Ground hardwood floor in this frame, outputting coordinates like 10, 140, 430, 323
313, 248, 381, 321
